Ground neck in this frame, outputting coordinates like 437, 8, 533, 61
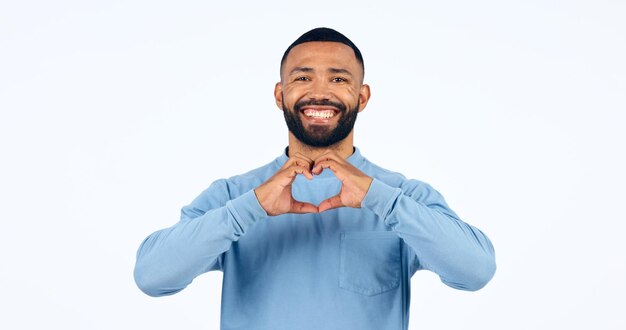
287, 132, 355, 160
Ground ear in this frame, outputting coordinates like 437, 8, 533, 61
357, 84, 371, 113
274, 82, 284, 110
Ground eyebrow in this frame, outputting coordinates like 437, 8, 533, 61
288, 67, 314, 76
328, 68, 353, 77
288, 66, 354, 77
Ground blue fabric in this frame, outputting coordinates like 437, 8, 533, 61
134, 148, 496, 330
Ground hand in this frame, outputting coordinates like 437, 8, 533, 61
312, 150, 373, 213
254, 152, 319, 216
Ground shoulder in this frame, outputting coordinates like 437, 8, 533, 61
206, 157, 281, 198
361, 157, 441, 200
181, 156, 281, 217
359, 151, 457, 216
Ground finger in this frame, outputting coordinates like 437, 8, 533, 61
284, 164, 313, 180
293, 152, 314, 164
281, 157, 300, 170
290, 200, 319, 214
312, 159, 341, 176
282, 153, 314, 171
312, 152, 348, 173
318, 195, 344, 213
291, 153, 314, 170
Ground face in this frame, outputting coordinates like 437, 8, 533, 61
275, 42, 370, 147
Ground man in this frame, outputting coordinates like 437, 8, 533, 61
134, 27, 496, 329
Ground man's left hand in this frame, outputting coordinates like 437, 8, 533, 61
312, 150, 373, 213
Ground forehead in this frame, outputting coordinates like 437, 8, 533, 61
282, 42, 361, 75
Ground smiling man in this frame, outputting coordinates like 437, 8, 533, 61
134, 28, 496, 330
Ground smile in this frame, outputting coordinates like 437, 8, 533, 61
302, 109, 337, 119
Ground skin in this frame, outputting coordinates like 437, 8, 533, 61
255, 42, 374, 215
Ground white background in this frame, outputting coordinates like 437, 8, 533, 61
1, 1, 625, 329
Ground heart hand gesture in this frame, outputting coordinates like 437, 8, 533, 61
254, 150, 373, 216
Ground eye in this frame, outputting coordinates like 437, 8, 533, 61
332, 77, 347, 83
294, 76, 310, 82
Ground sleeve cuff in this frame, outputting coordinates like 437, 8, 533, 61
361, 179, 402, 221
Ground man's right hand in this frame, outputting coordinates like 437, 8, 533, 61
254, 152, 319, 216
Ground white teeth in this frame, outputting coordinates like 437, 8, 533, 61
304, 109, 335, 119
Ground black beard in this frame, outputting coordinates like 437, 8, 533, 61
283, 99, 359, 148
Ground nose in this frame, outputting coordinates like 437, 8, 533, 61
307, 79, 332, 100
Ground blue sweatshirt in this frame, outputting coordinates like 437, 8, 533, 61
134, 148, 496, 330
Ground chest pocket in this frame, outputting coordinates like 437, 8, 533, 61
339, 231, 402, 296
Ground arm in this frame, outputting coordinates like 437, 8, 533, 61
134, 153, 319, 297
312, 150, 496, 291
133, 180, 268, 297
362, 179, 496, 291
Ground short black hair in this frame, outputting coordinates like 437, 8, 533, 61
280, 27, 364, 76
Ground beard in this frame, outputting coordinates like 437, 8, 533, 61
283, 98, 359, 148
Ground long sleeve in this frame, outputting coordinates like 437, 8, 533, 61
133, 180, 268, 297
362, 178, 496, 291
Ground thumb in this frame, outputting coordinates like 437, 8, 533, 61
290, 200, 319, 214
318, 195, 344, 213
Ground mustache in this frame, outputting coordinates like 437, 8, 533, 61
293, 99, 347, 112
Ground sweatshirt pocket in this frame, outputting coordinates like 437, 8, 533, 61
339, 231, 401, 296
